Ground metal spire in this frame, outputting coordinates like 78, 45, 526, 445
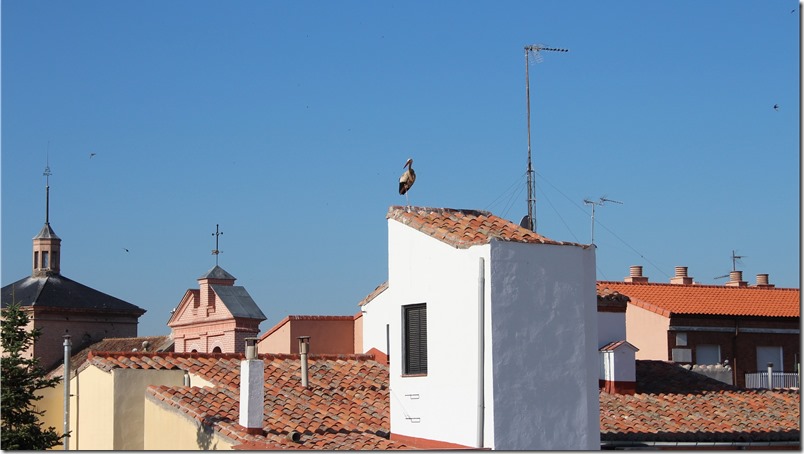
211, 224, 223, 265
43, 144, 52, 225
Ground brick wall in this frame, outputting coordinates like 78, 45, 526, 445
668, 316, 800, 387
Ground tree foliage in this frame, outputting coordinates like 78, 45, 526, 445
1, 303, 64, 450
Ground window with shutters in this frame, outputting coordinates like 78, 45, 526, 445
403, 303, 428, 375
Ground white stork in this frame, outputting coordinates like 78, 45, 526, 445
399, 158, 416, 208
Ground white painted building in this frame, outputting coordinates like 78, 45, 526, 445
360, 206, 600, 450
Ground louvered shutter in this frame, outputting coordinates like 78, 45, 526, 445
404, 304, 427, 374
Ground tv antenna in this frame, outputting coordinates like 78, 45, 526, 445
521, 44, 569, 233
583, 196, 622, 245
211, 224, 223, 265
714, 250, 747, 279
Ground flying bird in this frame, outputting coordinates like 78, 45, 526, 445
399, 158, 416, 207
773, 104, 779, 111
123, 248, 129, 253
90, 153, 97, 159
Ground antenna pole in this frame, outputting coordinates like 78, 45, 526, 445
525, 47, 535, 232
583, 196, 622, 245
524, 44, 568, 233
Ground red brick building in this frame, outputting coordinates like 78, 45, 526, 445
599, 266, 800, 388
167, 265, 266, 354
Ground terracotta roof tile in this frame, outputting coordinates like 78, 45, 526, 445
601, 389, 800, 443
92, 351, 408, 450
89, 351, 799, 447
387, 206, 587, 249
597, 281, 800, 318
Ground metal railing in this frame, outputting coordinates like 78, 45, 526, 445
745, 372, 800, 389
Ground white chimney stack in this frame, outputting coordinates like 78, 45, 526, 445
239, 338, 264, 435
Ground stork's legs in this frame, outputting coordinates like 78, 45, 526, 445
405, 193, 410, 212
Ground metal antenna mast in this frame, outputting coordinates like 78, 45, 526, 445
523, 44, 568, 233
731, 250, 746, 271
583, 196, 622, 245
211, 224, 223, 265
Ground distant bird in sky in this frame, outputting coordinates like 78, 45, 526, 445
89, 153, 97, 159
399, 158, 416, 207
773, 104, 779, 111
123, 248, 129, 253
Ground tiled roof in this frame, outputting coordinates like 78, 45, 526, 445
87, 351, 410, 450
47, 336, 173, 378
597, 281, 800, 317
600, 360, 800, 444
210, 285, 266, 321
85, 351, 800, 447
387, 206, 587, 249
358, 281, 388, 307
599, 340, 638, 352
601, 389, 800, 443
1, 274, 145, 314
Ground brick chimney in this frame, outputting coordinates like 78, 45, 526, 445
624, 265, 648, 283
669, 266, 694, 285
724, 270, 747, 287
754, 273, 775, 288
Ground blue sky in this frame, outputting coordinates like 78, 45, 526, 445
2, 1, 800, 336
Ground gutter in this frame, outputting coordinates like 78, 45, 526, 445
602, 440, 800, 449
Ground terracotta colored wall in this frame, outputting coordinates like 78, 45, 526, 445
625, 304, 670, 360
258, 317, 356, 355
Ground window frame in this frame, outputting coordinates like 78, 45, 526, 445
402, 303, 428, 376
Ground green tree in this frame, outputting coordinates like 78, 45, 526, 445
1, 303, 64, 450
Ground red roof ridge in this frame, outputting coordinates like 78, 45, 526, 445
598, 280, 800, 291
386, 205, 587, 249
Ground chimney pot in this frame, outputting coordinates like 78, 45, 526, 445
670, 266, 694, 285
624, 265, 649, 283
725, 270, 747, 287
244, 337, 258, 360
755, 273, 774, 287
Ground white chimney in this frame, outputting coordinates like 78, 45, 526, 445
298, 336, 310, 388
239, 338, 264, 435
670, 266, 694, 285
623, 265, 648, 283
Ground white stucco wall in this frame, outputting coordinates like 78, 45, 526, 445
488, 241, 599, 451
382, 220, 492, 448
364, 219, 600, 450
597, 311, 627, 347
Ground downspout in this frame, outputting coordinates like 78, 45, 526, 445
477, 257, 485, 449
62, 335, 71, 451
